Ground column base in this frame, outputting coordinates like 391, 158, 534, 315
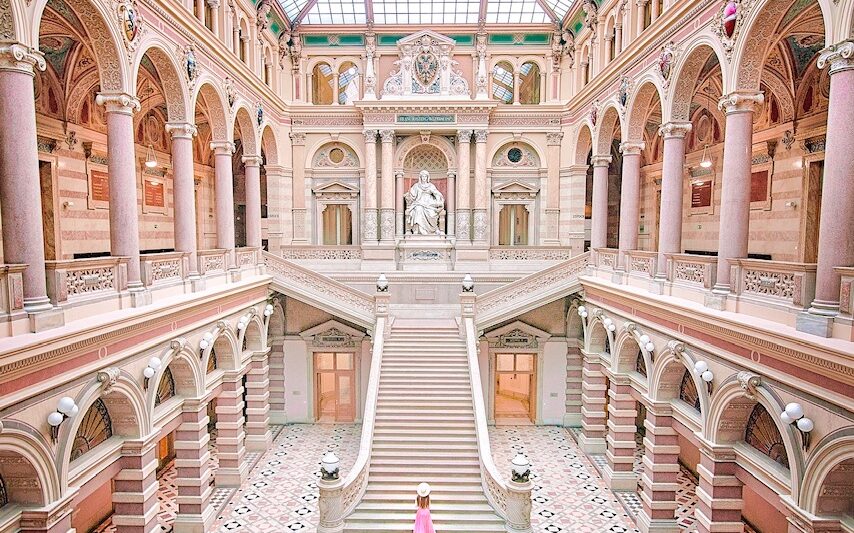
128, 286, 152, 308
215, 463, 248, 487
636, 513, 680, 533
602, 465, 638, 490
173, 507, 216, 533
228, 268, 242, 283
563, 413, 582, 427
796, 310, 834, 338
28, 306, 65, 333
577, 434, 606, 454
245, 432, 272, 451
704, 289, 728, 310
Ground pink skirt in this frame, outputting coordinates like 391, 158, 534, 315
413, 508, 436, 533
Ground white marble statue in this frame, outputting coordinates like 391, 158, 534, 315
405, 170, 444, 235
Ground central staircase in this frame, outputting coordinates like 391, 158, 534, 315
343, 319, 505, 532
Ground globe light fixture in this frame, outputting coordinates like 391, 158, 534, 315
462, 273, 474, 292
779, 402, 813, 449
577, 305, 588, 318
693, 361, 713, 393
144, 144, 158, 168
48, 396, 79, 441
511, 453, 531, 483
264, 303, 274, 317
143, 356, 162, 387
199, 331, 214, 351
700, 144, 712, 169
321, 451, 340, 480
376, 273, 389, 292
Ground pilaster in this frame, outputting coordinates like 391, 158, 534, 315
603, 380, 638, 491
112, 433, 160, 533
215, 376, 248, 486
173, 401, 214, 533
579, 354, 607, 453
244, 351, 272, 451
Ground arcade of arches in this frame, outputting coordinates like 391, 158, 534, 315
0, 0, 852, 531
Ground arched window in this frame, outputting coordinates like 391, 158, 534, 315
312, 63, 334, 105
491, 61, 514, 104
338, 62, 360, 105
635, 349, 647, 377
155, 367, 176, 406
518, 62, 540, 104
71, 398, 113, 461
679, 369, 700, 412
745, 403, 789, 468
207, 349, 218, 374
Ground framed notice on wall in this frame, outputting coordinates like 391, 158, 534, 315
141, 164, 169, 215
688, 168, 715, 215
691, 180, 712, 208
750, 161, 772, 210
87, 154, 110, 210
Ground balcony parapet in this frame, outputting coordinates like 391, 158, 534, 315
731, 259, 816, 311
140, 252, 190, 288
593, 248, 620, 270
836, 267, 854, 319
666, 253, 718, 290
198, 248, 228, 276
45, 257, 129, 308
624, 250, 657, 279
0, 264, 26, 319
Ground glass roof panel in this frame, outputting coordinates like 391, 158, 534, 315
485, 0, 549, 24
373, 0, 481, 24
543, 0, 574, 20
303, 0, 367, 24
278, 0, 310, 21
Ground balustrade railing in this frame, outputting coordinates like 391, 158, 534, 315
489, 246, 573, 262
593, 248, 619, 270
0, 264, 25, 317
280, 246, 363, 261
45, 257, 129, 306
836, 267, 854, 318
625, 250, 657, 278
235, 246, 260, 268
666, 253, 717, 290
198, 248, 228, 276
140, 252, 190, 287
731, 259, 816, 310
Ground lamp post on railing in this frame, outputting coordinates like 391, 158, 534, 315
317, 451, 345, 533
506, 454, 534, 533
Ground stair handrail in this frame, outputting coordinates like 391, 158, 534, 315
316, 293, 388, 533
475, 252, 590, 330
263, 251, 375, 328
462, 302, 533, 533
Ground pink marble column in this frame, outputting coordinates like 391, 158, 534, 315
604, 380, 637, 491
456, 129, 472, 242
694, 444, 744, 533
362, 130, 379, 244
473, 130, 489, 244
379, 129, 395, 243
655, 122, 691, 277
96, 93, 145, 291
618, 142, 644, 268
0, 45, 54, 315
173, 400, 214, 533
244, 352, 271, 450
395, 170, 405, 237
211, 141, 237, 269
215, 376, 247, 486
242, 155, 262, 250
112, 434, 160, 533
713, 92, 763, 292
806, 41, 854, 318
446, 170, 456, 236
590, 155, 612, 250
637, 407, 680, 533
579, 355, 607, 453
166, 123, 200, 277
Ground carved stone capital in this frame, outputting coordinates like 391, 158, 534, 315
363, 129, 378, 143
379, 129, 395, 143
817, 39, 854, 75
619, 141, 644, 155
210, 140, 236, 154
457, 129, 473, 143
242, 155, 263, 166
658, 121, 692, 139
165, 122, 198, 139
546, 132, 564, 145
0, 43, 46, 75
95, 92, 141, 115
717, 91, 764, 115
590, 155, 612, 167
474, 129, 488, 143
97, 367, 121, 393
289, 131, 306, 145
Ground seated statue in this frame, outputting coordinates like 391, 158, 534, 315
405, 170, 445, 235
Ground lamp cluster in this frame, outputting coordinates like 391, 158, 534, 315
199, 331, 214, 351
143, 356, 162, 382
693, 360, 715, 383
376, 273, 389, 292
780, 402, 814, 432
321, 451, 340, 481
47, 396, 79, 441
603, 317, 616, 332
577, 305, 588, 318
263, 303, 274, 317
462, 274, 474, 292
237, 314, 251, 331
639, 334, 655, 353
511, 453, 531, 483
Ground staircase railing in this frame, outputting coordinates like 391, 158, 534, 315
317, 291, 388, 533
475, 252, 590, 330
263, 251, 375, 328
461, 292, 533, 533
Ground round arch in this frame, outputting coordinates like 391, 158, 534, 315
260, 124, 280, 165
626, 76, 665, 142
394, 134, 457, 172
146, 341, 205, 415
0, 421, 62, 505
305, 137, 364, 170
191, 77, 230, 142
573, 121, 594, 165
799, 429, 854, 515
612, 326, 652, 382
667, 36, 729, 122
232, 102, 260, 157
648, 342, 711, 423
593, 103, 623, 157
202, 323, 239, 379
240, 314, 266, 353
131, 37, 191, 123
488, 138, 545, 168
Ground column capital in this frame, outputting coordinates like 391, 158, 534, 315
817, 39, 854, 75
242, 154, 263, 166
618, 141, 644, 155
95, 92, 141, 115
379, 129, 395, 143
546, 131, 564, 145
0, 42, 46, 75
473, 129, 488, 143
457, 129, 473, 143
210, 140, 236, 154
289, 131, 306, 145
717, 91, 764, 115
363, 129, 378, 143
165, 122, 198, 139
591, 155, 612, 167
658, 121, 692, 139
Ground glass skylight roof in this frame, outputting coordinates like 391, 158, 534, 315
279, 0, 571, 25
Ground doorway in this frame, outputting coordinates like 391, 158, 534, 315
498, 204, 529, 246
494, 353, 536, 423
314, 352, 356, 422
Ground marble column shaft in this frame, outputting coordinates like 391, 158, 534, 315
243, 155, 263, 249
810, 41, 854, 312
215, 376, 248, 486
290, 132, 307, 243
456, 130, 472, 242
656, 123, 691, 277
604, 381, 637, 490
0, 45, 52, 312
244, 352, 272, 451
446, 171, 456, 236
714, 92, 763, 291
363, 130, 378, 243
173, 401, 214, 533
212, 142, 237, 268
618, 142, 643, 266
579, 355, 608, 453
638, 410, 680, 533
379, 129, 395, 242
112, 435, 160, 533
395, 171, 405, 237
167, 124, 199, 275
545, 133, 564, 243
694, 446, 743, 533
590, 156, 612, 250
473, 130, 488, 243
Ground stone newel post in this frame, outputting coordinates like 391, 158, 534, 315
505, 478, 534, 533
317, 471, 345, 533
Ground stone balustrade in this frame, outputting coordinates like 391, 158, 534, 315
44, 257, 129, 307
836, 267, 854, 319
280, 246, 363, 261
489, 246, 572, 262
235, 246, 260, 269
140, 252, 190, 288
593, 248, 620, 270
666, 253, 718, 290
198, 248, 229, 276
624, 250, 657, 278
731, 259, 816, 310
0, 264, 26, 318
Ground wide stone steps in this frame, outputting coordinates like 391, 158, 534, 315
343, 324, 503, 532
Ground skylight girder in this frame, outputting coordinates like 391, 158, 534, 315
295, 0, 320, 24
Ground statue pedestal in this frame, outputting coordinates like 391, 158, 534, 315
397, 235, 455, 271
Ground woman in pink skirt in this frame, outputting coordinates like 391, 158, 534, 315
414, 482, 436, 533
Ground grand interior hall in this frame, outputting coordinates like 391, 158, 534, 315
0, 0, 852, 531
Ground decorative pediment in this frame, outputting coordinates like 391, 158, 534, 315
382, 31, 469, 99
485, 321, 551, 349
492, 180, 540, 200
312, 181, 360, 200
300, 320, 366, 348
